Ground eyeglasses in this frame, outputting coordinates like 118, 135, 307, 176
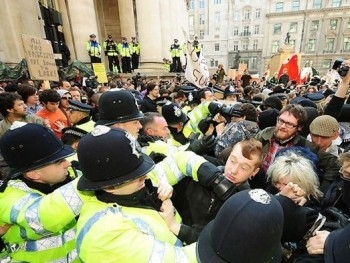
339, 166, 350, 182
61, 97, 72, 100
276, 117, 298, 129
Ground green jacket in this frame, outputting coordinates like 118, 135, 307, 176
255, 127, 341, 192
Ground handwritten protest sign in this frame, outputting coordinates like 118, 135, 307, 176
92, 63, 108, 84
22, 34, 59, 82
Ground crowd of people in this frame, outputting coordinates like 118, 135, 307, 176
0, 57, 350, 262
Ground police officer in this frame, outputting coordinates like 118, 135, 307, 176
0, 122, 83, 262
130, 36, 140, 70
169, 39, 182, 73
75, 127, 198, 262
86, 34, 102, 67
103, 35, 121, 73
68, 99, 95, 132
118, 37, 132, 73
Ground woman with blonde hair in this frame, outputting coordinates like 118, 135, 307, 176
266, 147, 323, 205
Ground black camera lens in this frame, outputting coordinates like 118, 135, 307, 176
338, 65, 349, 77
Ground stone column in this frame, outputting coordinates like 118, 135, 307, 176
57, 0, 75, 60
160, 0, 172, 60
135, 0, 163, 70
65, 0, 100, 62
118, 0, 136, 40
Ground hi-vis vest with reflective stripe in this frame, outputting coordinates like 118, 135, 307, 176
0, 179, 87, 263
76, 198, 197, 263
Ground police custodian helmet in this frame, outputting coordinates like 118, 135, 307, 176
0, 122, 74, 177
96, 90, 144, 126
77, 126, 155, 191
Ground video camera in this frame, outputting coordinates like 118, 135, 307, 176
85, 76, 98, 89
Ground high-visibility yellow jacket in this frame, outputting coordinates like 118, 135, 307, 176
0, 178, 92, 262
76, 198, 197, 263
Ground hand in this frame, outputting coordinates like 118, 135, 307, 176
279, 182, 307, 206
306, 230, 330, 255
159, 199, 180, 235
54, 120, 66, 133
157, 181, 173, 201
0, 223, 11, 236
215, 122, 227, 137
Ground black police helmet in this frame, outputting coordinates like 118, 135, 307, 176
0, 122, 74, 177
96, 90, 144, 126
77, 126, 155, 191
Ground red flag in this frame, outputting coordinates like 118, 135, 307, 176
278, 54, 299, 84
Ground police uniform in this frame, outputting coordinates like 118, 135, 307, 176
118, 37, 132, 73
76, 127, 198, 262
103, 35, 121, 73
169, 39, 182, 73
130, 37, 140, 70
68, 100, 95, 133
0, 123, 92, 263
86, 34, 102, 66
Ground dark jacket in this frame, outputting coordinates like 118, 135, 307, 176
255, 127, 341, 193
140, 96, 157, 113
172, 167, 250, 244
325, 95, 350, 122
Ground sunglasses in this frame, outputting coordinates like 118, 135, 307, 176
62, 97, 72, 100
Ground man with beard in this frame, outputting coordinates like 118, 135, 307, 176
255, 104, 340, 193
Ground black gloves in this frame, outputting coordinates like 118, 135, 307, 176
149, 152, 167, 164
208, 102, 222, 115
187, 135, 216, 155
198, 117, 214, 135
197, 162, 237, 201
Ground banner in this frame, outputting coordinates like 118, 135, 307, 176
21, 34, 59, 82
185, 41, 209, 88
278, 54, 300, 84
92, 63, 108, 84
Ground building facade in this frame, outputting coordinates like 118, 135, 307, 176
0, 0, 189, 72
188, 0, 350, 77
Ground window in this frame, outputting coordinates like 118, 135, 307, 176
233, 41, 239, 51
214, 0, 222, 4
347, 19, 350, 29
273, 23, 282, 34
255, 9, 261, 18
199, 0, 205, 8
254, 25, 260, 34
199, 14, 205, 25
253, 40, 258, 50
215, 60, 218, 67
330, 19, 338, 30
189, 0, 195, 9
244, 9, 251, 20
332, 0, 341, 7
215, 12, 221, 23
322, 59, 332, 69
189, 30, 195, 39
292, 0, 300, 11
326, 38, 335, 51
215, 43, 220, 51
243, 26, 250, 36
251, 57, 257, 69
210, 59, 214, 67
199, 30, 204, 39
289, 22, 298, 33
242, 41, 248, 50
307, 39, 316, 52
344, 37, 350, 51
189, 16, 194, 26
275, 2, 284, 12
272, 40, 280, 53
310, 20, 319, 31
233, 10, 240, 21
313, 0, 321, 8
233, 27, 239, 36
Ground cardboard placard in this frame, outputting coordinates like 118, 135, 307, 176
92, 63, 108, 84
21, 34, 59, 82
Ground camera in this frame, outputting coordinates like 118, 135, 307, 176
333, 58, 349, 77
85, 76, 98, 89
338, 64, 349, 77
